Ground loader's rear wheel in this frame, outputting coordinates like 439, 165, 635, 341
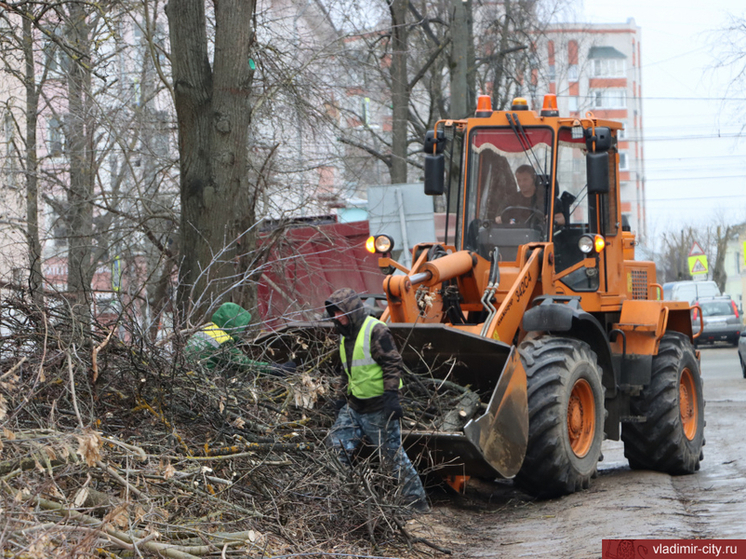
622, 332, 704, 474
514, 337, 605, 498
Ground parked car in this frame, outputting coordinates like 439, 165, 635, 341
692, 296, 741, 347
663, 280, 721, 303
738, 332, 746, 378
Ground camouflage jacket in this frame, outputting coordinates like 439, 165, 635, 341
325, 288, 404, 413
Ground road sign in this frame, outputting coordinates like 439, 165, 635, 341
688, 255, 708, 275
688, 241, 705, 257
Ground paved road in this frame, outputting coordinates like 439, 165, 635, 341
416, 345, 746, 557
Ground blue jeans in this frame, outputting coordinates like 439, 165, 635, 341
329, 404, 426, 502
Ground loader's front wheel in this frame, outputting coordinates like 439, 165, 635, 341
622, 332, 704, 474
514, 337, 605, 498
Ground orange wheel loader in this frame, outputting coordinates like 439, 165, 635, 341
266, 94, 705, 498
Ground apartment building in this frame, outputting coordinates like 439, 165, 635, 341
538, 19, 646, 239
0, 23, 28, 286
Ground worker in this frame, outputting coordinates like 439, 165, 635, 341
184, 302, 295, 375
496, 164, 566, 227
324, 288, 429, 513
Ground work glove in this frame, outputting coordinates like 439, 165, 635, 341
382, 390, 403, 420
328, 397, 347, 413
266, 360, 296, 377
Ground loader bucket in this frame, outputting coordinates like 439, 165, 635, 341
387, 323, 514, 393
390, 325, 528, 479
256, 321, 528, 479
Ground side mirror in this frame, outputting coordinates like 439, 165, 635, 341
586, 152, 609, 194
424, 153, 445, 195
423, 129, 446, 196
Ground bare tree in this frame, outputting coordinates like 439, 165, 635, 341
712, 224, 735, 293
166, 0, 257, 320
1, 8, 46, 308
658, 222, 735, 289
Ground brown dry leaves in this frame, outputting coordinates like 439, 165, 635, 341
76, 430, 103, 467
291, 373, 327, 409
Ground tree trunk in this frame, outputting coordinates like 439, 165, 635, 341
389, 0, 409, 184
22, 16, 44, 310
449, 0, 475, 119
712, 225, 731, 293
167, 0, 257, 321
492, 0, 513, 110
65, 3, 95, 335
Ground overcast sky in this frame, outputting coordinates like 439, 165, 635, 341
578, 0, 746, 245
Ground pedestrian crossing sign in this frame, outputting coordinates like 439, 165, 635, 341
688, 255, 708, 276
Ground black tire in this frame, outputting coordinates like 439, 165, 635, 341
513, 336, 605, 498
622, 332, 704, 474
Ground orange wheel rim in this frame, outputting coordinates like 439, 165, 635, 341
679, 367, 698, 440
567, 378, 595, 458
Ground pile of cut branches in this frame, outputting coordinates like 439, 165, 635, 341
0, 296, 459, 558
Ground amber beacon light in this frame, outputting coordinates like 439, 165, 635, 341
541, 94, 559, 116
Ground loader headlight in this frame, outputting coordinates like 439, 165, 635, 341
578, 234, 605, 254
366, 235, 394, 254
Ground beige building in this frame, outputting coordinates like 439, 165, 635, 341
724, 224, 746, 313
0, 54, 27, 287
537, 19, 647, 240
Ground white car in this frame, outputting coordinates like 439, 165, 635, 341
692, 296, 741, 347
738, 332, 746, 379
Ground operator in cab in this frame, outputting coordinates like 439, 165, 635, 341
496, 165, 566, 227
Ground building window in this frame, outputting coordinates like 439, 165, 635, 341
567, 40, 579, 81
568, 96, 579, 112
592, 58, 625, 77
153, 111, 171, 157
618, 120, 628, 139
133, 78, 142, 106
591, 89, 626, 109
619, 152, 629, 170
3, 113, 17, 187
51, 209, 68, 246
361, 97, 370, 127
48, 117, 63, 157
44, 28, 69, 74
3, 113, 14, 156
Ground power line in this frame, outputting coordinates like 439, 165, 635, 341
553, 93, 746, 102
646, 173, 746, 181
621, 133, 746, 142
643, 193, 746, 201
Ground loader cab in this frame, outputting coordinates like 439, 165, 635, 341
458, 125, 611, 283
462, 126, 559, 262
424, 95, 621, 296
